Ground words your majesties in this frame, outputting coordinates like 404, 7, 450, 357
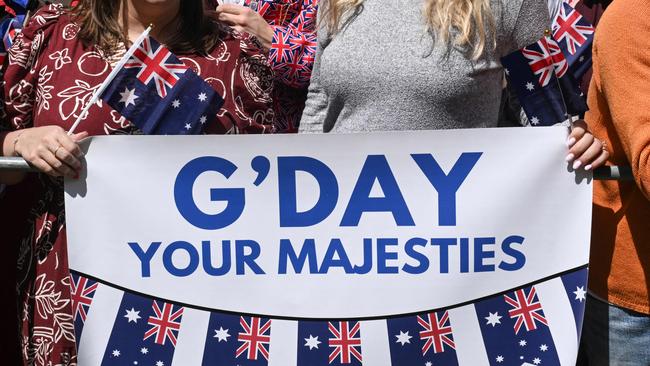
128, 153, 527, 278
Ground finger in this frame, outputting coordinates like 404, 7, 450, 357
218, 13, 240, 25
54, 136, 83, 170
216, 4, 245, 15
41, 149, 75, 177
71, 131, 89, 142
584, 150, 610, 171
574, 138, 603, 170
56, 134, 83, 160
567, 133, 595, 165
568, 123, 587, 148
32, 157, 61, 177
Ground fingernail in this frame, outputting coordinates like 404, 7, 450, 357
567, 137, 576, 147
584, 164, 592, 171
573, 160, 582, 170
565, 153, 575, 162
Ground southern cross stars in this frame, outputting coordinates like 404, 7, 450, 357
198, 92, 208, 102
124, 308, 141, 323
112, 349, 121, 357
574, 286, 586, 302
172, 99, 181, 108
304, 334, 321, 350
214, 326, 230, 342
526, 82, 535, 91
485, 312, 502, 327
395, 331, 412, 346
119, 87, 138, 107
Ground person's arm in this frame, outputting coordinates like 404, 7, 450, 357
298, 22, 331, 133
215, 1, 318, 88
0, 4, 86, 181
592, 1, 650, 198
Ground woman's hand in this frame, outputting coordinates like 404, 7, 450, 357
11, 126, 88, 178
566, 119, 609, 171
214, 4, 274, 50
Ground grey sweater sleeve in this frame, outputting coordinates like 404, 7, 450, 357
298, 5, 333, 134
298, 34, 328, 133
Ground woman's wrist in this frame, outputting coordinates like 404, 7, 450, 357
1, 130, 24, 157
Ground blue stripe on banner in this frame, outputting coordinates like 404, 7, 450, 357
297, 320, 363, 366
560, 268, 588, 339
101, 292, 182, 366
474, 285, 561, 366
202, 313, 272, 366
386, 311, 459, 366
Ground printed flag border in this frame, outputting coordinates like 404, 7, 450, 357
69, 264, 588, 322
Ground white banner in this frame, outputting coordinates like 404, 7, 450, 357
65, 127, 592, 366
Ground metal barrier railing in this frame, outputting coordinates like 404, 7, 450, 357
0, 156, 635, 181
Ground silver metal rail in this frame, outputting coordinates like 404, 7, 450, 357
0, 157, 636, 181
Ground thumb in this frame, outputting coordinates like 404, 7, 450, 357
71, 131, 89, 142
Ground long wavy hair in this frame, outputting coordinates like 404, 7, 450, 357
324, 0, 495, 59
71, 0, 221, 54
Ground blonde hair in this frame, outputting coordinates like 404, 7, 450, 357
324, 0, 495, 60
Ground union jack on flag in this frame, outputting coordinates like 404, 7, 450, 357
69, 274, 99, 322
237, 316, 272, 361
329, 321, 363, 364
504, 287, 548, 334
143, 301, 184, 346
553, 3, 595, 55
124, 35, 188, 98
522, 37, 568, 87
418, 311, 455, 355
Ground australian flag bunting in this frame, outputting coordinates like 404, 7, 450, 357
475, 286, 562, 366
202, 313, 272, 365
298, 321, 363, 366
101, 35, 224, 135
387, 310, 459, 366
552, 2, 595, 80
70, 266, 588, 366
102, 292, 183, 366
502, 36, 588, 126
69, 273, 99, 339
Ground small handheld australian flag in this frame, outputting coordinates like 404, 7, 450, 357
501, 35, 587, 127
101, 35, 223, 135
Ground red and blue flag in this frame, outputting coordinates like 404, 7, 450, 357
101, 35, 224, 135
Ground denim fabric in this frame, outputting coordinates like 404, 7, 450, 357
577, 294, 650, 365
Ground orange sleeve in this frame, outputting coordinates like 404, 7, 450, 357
592, 1, 650, 199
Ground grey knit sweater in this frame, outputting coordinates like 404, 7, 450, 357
299, 0, 551, 133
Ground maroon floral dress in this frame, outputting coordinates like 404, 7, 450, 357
0, 4, 275, 365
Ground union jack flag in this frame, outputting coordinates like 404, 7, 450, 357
418, 311, 455, 355
237, 316, 272, 361
329, 321, 363, 364
124, 36, 188, 99
143, 301, 184, 346
270, 30, 294, 64
505, 287, 548, 334
69, 274, 99, 322
553, 2, 595, 55
522, 37, 568, 87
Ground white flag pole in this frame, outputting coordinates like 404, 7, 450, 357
67, 25, 153, 135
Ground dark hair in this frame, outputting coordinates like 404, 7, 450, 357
72, 0, 222, 55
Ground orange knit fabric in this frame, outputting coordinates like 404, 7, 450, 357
585, 0, 650, 315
